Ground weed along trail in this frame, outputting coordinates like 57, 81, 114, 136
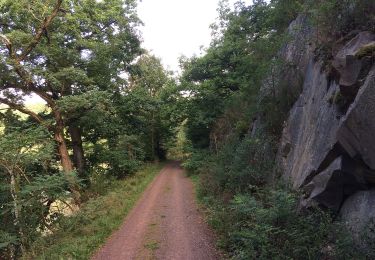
92, 162, 221, 260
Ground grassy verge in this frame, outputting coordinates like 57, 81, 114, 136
189, 173, 200, 189
25, 163, 163, 260
188, 173, 228, 257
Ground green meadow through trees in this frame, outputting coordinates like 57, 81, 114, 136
1, 0, 374, 259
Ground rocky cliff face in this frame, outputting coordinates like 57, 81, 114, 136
272, 15, 375, 239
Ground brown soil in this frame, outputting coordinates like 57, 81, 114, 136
91, 162, 222, 260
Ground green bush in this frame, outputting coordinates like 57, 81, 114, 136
229, 191, 327, 259
190, 133, 360, 259
90, 135, 145, 178
181, 149, 211, 175
196, 184, 359, 260
197, 134, 276, 197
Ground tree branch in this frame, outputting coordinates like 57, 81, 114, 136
0, 97, 45, 124
0, 34, 13, 56
12, 64, 54, 105
17, 0, 63, 62
0, 1, 63, 107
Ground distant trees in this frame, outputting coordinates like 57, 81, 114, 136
126, 54, 179, 161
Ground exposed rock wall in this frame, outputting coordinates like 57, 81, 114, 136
340, 190, 375, 247
269, 15, 375, 236
259, 15, 314, 103
337, 65, 375, 172
279, 60, 343, 189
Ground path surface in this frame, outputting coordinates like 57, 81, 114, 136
92, 162, 221, 260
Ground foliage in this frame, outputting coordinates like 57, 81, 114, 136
0, 0, 143, 181
167, 119, 192, 160
119, 54, 178, 162
210, 135, 275, 193
0, 123, 69, 259
307, 0, 375, 39
190, 132, 359, 259
181, 148, 210, 175
307, 0, 374, 68
195, 181, 359, 260
90, 134, 145, 178
24, 163, 163, 260
179, 0, 303, 149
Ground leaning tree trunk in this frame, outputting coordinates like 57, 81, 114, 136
68, 123, 87, 183
53, 110, 81, 204
54, 124, 74, 173
9, 168, 26, 257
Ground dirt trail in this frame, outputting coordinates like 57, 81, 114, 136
92, 162, 221, 260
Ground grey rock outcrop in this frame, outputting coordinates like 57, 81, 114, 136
337, 66, 375, 172
279, 59, 342, 189
332, 32, 375, 89
275, 17, 375, 217
302, 156, 367, 211
259, 14, 314, 103
340, 189, 375, 246
279, 14, 315, 85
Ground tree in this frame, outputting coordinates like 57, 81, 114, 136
0, 0, 142, 197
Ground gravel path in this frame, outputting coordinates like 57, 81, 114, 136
91, 162, 221, 260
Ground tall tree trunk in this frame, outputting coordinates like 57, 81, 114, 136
53, 110, 81, 204
68, 123, 87, 182
9, 168, 26, 257
54, 127, 73, 173
151, 111, 156, 161
151, 127, 155, 161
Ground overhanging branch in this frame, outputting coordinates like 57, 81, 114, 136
0, 97, 45, 124
12, 65, 54, 106
0, 34, 13, 56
